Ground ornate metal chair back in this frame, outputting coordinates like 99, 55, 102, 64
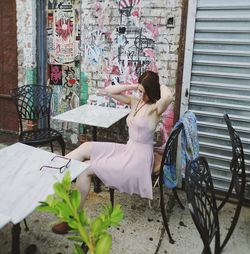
185, 156, 220, 254
10, 85, 52, 131
219, 114, 246, 251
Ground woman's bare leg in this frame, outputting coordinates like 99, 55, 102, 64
75, 167, 95, 209
66, 141, 92, 161
66, 142, 96, 208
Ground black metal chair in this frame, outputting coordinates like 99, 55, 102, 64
10, 84, 65, 155
109, 122, 185, 244
185, 156, 220, 254
186, 116, 246, 253
217, 114, 246, 251
159, 122, 185, 243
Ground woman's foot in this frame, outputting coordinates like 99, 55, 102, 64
52, 222, 71, 234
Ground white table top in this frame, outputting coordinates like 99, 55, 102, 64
52, 104, 130, 128
0, 143, 90, 229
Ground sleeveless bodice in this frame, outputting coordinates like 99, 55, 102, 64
126, 115, 154, 144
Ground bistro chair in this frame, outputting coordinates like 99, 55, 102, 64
185, 156, 220, 254
158, 122, 185, 243
186, 118, 247, 254
10, 84, 65, 155
217, 114, 246, 251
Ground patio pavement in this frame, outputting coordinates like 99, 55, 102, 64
0, 132, 249, 254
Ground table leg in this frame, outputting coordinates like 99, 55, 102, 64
12, 223, 21, 254
92, 126, 102, 193
92, 126, 97, 141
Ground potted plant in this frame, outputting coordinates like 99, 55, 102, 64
37, 171, 123, 254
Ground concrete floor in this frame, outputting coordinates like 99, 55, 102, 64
0, 132, 249, 254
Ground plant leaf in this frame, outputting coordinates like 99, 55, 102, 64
62, 171, 72, 191
74, 244, 85, 254
70, 189, 81, 210
55, 201, 72, 219
36, 205, 58, 214
79, 210, 90, 226
90, 217, 103, 235
67, 236, 83, 242
46, 194, 55, 206
53, 182, 68, 200
110, 204, 124, 226
67, 219, 79, 230
95, 233, 112, 254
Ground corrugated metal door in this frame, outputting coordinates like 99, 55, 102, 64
181, 0, 250, 199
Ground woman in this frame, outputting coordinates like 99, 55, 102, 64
52, 71, 173, 234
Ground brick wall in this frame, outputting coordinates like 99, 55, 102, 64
78, 0, 183, 146
80, 0, 182, 95
16, 0, 183, 147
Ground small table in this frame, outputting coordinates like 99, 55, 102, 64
53, 104, 130, 192
53, 104, 130, 139
0, 143, 90, 253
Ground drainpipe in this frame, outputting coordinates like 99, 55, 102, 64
174, 0, 189, 124
36, 0, 47, 128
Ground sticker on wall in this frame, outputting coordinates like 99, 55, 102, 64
48, 0, 57, 10
51, 9, 75, 65
50, 65, 62, 85
62, 66, 78, 87
48, 0, 73, 10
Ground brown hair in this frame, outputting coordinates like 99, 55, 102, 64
138, 71, 161, 103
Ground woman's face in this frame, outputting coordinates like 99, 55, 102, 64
137, 84, 149, 103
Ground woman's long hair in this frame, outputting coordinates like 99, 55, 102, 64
138, 71, 161, 103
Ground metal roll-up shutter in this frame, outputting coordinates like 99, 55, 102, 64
183, 0, 250, 200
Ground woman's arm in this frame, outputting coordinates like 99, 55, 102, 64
155, 85, 173, 115
104, 84, 138, 105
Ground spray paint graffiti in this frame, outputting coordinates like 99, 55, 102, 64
118, 0, 141, 21
81, 0, 162, 107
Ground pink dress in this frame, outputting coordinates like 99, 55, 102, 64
90, 114, 154, 199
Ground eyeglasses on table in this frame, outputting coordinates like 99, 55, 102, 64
40, 155, 71, 173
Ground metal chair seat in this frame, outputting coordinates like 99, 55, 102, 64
19, 128, 64, 145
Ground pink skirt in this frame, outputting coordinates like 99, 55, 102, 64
90, 140, 154, 199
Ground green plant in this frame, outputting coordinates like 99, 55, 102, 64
37, 171, 123, 254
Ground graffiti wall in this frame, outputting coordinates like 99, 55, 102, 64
16, 0, 182, 145
80, 0, 180, 143
46, 0, 82, 144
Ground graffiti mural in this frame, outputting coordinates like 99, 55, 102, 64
47, 0, 81, 144
47, 0, 81, 114
84, 0, 161, 107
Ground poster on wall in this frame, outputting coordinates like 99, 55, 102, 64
50, 9, 75, 65
50, 65, 62, 85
